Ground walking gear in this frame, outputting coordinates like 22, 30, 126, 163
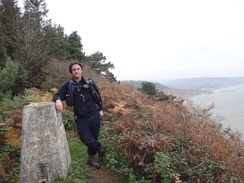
98, 146, 106, 163
66, 78, 100, 106
87, 156, 100, 169
84, 78, 100, 103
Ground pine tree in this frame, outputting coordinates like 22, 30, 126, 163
67, 31, 85, 61
0, 0, 21, 58
138, 81, 158, 96
86, 51, 115, 74
43, 24, 69, 60
0, 58, 27, 98
104, 70, 117, 83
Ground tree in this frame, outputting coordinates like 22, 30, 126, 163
154, 91, 170, 101
1, 0, 21, 58
0, 0, 21, 67
104, 70, 117, 83
0, 37, 7, 68
43, 24, 69, 60
138, 81, 158, 96
12, 0, 50, 87
85, 51, 116, 83
0, 58, 27, 98
67, 31, 85, 61
85, 51, 115, 74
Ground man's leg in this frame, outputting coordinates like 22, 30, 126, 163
89, 111, 105, 162
76, 115, 101, 154
88, 111, 101, 153
76, 114, 101, 168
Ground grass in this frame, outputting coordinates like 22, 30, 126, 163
54, 132, 92, 183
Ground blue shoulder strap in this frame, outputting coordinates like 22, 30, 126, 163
69, 80, 80, 92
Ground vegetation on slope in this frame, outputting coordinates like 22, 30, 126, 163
99, 83, 244, 182
0, 83, 244, 182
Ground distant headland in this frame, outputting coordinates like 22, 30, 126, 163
121, 76, 244, 99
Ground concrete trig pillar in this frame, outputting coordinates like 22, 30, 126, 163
20, 102, 71, 183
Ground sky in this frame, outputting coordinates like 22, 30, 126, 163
22, 0, 244, 81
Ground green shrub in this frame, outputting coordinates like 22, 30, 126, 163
153, 152, 181, 183
100, 124, 137, 182
0, 59, 27, 98
62, 110, 74, 131
0, 162, 20, 183
1, 95, 26, 111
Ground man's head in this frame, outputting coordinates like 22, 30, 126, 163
69, 62, 83, 73
69, 62, 83, 79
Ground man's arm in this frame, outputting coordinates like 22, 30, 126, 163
53, 82, 69, 112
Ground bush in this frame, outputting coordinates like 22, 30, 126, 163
0, 58, 27, 98
99, 83, 244, 183
138, 81, 158, 96
100, 123, 137, 182
62, 110, 74, 131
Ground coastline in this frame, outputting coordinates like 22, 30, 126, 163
188, 84, 244, 137
164, 83, 244, 100
163, 88, 209, 99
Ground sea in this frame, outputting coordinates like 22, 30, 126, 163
189, 84, 244, 138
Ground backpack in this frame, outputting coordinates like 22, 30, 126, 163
84, 78, 101, 103
65, 78, 100, 106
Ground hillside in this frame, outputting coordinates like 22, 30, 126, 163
121, 80, 209, 99
1, 83, 244, 182
121, 77, 244, 99
121, 80, 168, 91
98, 83, 244, 182
158, 77, 244, 90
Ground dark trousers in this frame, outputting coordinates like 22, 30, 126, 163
76, 110, 101, 156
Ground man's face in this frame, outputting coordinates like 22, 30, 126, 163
71, 64, 82, 78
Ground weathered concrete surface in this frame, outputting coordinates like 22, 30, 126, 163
20, 102, 71, 183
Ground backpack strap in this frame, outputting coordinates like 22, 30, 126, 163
84, 77, 94, 85
69, 80, 80, 92
84, 78, 100, 103
66, 80, 76, 106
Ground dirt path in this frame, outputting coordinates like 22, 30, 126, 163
87, 165, 119, 183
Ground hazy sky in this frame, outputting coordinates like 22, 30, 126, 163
43, 1, 244, 80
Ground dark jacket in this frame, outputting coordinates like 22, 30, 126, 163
53, 77, 103, 117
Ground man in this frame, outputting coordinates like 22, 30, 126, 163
53, 62, 105, 169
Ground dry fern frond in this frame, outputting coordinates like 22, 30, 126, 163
4, 128, 21, 148
2, 153, 16, 174
0, 123, 6, 127
49, 88, 58, 93
0, 165, 6, 178
40, 92, 53, 102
